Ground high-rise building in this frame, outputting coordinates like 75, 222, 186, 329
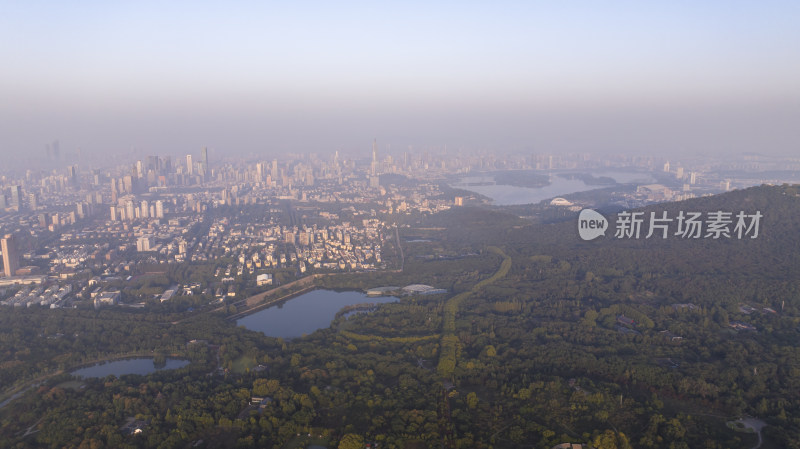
186, 154, 194, 175
9, 185, 22, 210
68, 165, 80, 187
123, 175, 133, 193
147, 155, 160, 173
126, 201, 135, 222
155, 200, 164, 219
256, 162, 265, 181
51, 139, 60, 160
202, 147, 209, 179
135, 160, 144, 178
140, 200, 149, 219
371, 139, 378, 176
28, 193, 37, 211
137, 236, 153, 252
1, 234, 20, 277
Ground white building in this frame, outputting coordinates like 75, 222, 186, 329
137, 236, 154, 252
256, 273, 273, 286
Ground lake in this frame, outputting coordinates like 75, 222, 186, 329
236, 289, 396, 338
454, 170, 653, 205
71, 358, 190, 378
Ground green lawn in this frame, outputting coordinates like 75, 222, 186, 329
231, 355, 258, 374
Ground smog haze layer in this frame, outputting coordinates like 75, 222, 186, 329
1, 1, 799, 166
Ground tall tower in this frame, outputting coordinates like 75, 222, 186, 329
1, 234, 20, 277
126, 200, 135, 222
28, 193, 37, 211
135, 160, 144, 178
371, 139, 378, 176
68, 165, 80, 186
186, 154, 194, 175
9, 185, 22, 210
202, 147, 209, 178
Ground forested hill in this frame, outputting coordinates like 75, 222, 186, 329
530, 184, 800, 307
403, 184, 800, 447
436, 184, 800, 294
396, 183, 800, 316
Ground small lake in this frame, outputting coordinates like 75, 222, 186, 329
454, 170, 653, 205
237, 290, 396, 338
71, 358, 190, 378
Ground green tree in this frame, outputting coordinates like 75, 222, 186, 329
339, 433, 364, 449
466, 392, 478, 409
593, 430, 632, 449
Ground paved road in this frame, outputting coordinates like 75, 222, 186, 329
739, 417, 767, 449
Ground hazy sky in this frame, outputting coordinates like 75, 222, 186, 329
1, 1, 798, 164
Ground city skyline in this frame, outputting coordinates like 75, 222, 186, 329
1, 1, 799, 166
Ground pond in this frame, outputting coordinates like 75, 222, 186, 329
236, 289, 396, 338
71, 358, 190, 378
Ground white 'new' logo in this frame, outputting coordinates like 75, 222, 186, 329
578, 209, 607, 240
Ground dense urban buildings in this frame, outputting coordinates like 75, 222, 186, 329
1, 145, 798, 309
